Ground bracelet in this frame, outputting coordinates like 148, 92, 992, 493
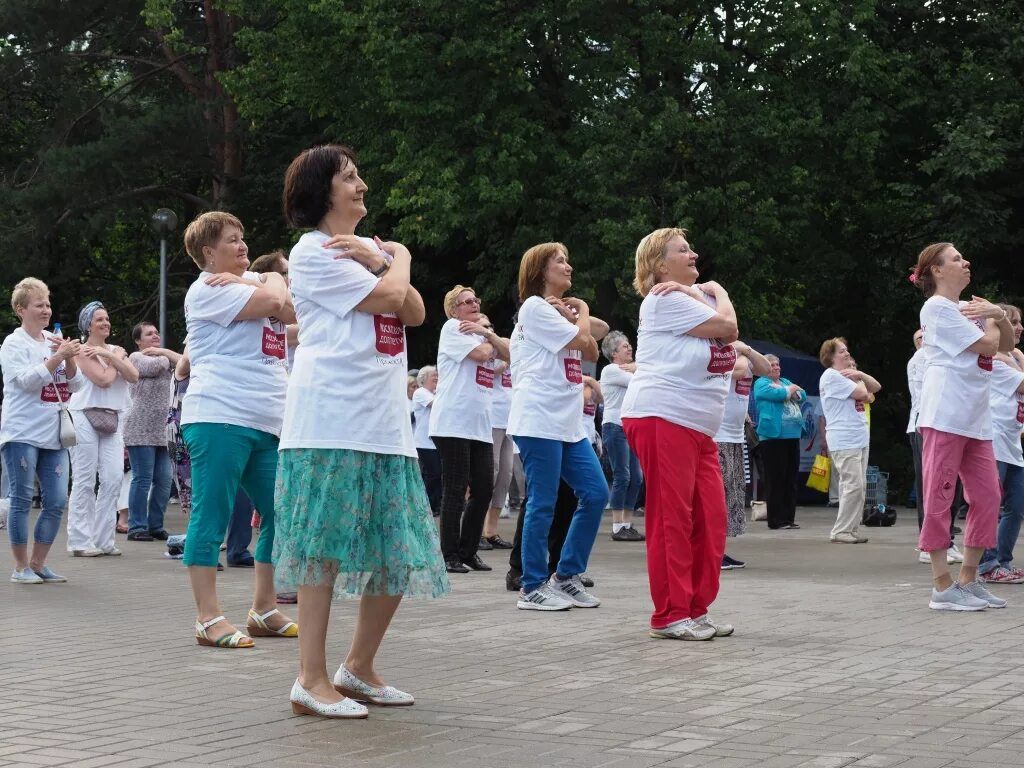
371, 261, 390, 277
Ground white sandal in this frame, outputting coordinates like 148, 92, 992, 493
195, 615, 254, 648
246, 608, 298, 638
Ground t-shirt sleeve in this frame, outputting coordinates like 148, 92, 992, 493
926, 300, 985, 357
413, 387, 434, 408
992, 361, 1024, 396
823, 369, 857, 401
439, 319, 484, 363
648, 293, 716, 335
600, 364, 632, 387
292, 243, 380, 319
0, 335, 50, 391
522, 298, 581, 355
186, 279, 257, 327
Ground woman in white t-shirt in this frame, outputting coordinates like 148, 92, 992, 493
817, 337, 881, 544
911, 241, 1014, 611
977, 304, 1024, 583
713, 341, 771, 568
412, 365, 441, 515
1, 278, 84, 584
429, 286, 510, 573
66, 302, 138, 558
275, 144, 447, 719
600, 331, 644, 542
481, 314, 514, 550
621, 227, 739, 641
507, 242, 608, 611
179, 211, 296, 650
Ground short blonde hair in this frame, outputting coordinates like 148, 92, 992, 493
443, 285, 476, 319
634, 227, 687, 296
819, 337, 848, 367
518, 243, 567, 302
11, 277, 49, 313
183, 211, 244, 269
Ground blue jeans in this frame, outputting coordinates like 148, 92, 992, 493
2, 442, 69, 546
979, 462, 1024, 574
602, 422, 643, 511
514, 436, 609, 593
226, 490, 255, 563
126, 446, 173, 534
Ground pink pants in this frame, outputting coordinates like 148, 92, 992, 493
918, 427, 1000, 552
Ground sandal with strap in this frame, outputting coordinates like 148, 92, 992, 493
195, 616, 254, 648
246, 608, 298, 638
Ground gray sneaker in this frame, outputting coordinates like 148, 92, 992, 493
649, 618, 716, 641
695, 614, 734, 636
960, 580, 1007, 608
548, 575, 601, 607
929, 582, 988, 611
517, 584, 573, 611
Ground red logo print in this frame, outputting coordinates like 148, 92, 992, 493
707, 342, 738, 374
262, 325, 286, 359
855, 400, 866, 412
978, 355, 993, 372
374, 314, 405, 356
501, 370, 512, 388
40, 381, 70, 403
735, 376, 753, 396
476, 365, 494, 387
1017, 397, 1024, 425
563, 357, 583, 384
583, 401, 597, 416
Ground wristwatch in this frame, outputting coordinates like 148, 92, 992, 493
371, 261, 389, 277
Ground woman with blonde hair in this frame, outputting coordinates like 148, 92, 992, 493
429, 285, 509, 573
622, 227, 739, 640
1, 278, 84, 583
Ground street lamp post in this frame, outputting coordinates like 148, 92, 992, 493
150, 208, 178, 344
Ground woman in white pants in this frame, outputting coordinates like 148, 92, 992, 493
66, 302, 138, 557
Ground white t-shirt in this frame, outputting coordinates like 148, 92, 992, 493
280, 231, 415, 457
182, 272, 288, 436
412, 386, 436, 450
508, 296, 587, 442
582, 391, 598, 444
66, 344, 132, 413
622, 291, 735, 437
599, 363, 633, 427
917, 296, 991, 440
429, 318, 493, 442
990, 358, 1024, 466
0, 329, 86, 450
490, 367, 512, 431
906, 347, 927, 434
819, 367, 870, 451
714, 358, 752, 444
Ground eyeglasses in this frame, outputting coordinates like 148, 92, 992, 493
456, 297, 481, 307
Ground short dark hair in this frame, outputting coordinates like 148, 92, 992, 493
282, 144, 357, 228
132, 321, 156, 344
250, 250, 287, 275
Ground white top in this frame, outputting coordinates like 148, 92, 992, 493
429, 318, 493, 443
917, 296, 991, 440
599, 363, 633, 427
508, 295, 587, 442
182, 271, 288, 435
990, 358, 1024, 466
490, 367, 512, 430
819, 367, 870, 451
714, 358, 753, 444
622, 291, 735, 437
581, 394, 598, 444
906, 347, 927, 434
67, 345, 132, 413
280, 231, 415, 457
0, 328, 86, 449
412, 387, 436, 450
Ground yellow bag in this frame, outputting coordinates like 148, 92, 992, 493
806, 454, 831, 493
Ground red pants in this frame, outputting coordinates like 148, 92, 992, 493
623, 417, 727, 628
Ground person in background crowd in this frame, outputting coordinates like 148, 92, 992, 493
180, 210, 297, 648
818, 338, 881, 544
714, 341, 771, 568
752, 354, 806, 531
168, 348, 192, 520
581, 375, 603, 455
1, 278, 84, 583
911, 241, 1013, 611
67, 302, 139, 558
508, 242, 608, 611
411, 365, 441, 516
124, 322, 180, 542
622, 227, 739, 641
600, 331, 644, 542
250, 249, 299, 367
978, 304, 1024, 584
276, 143, 447, 718
429, 285, 509, 574
481, 314, 514, 550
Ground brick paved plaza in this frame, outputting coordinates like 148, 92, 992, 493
5, 504, 1024, 768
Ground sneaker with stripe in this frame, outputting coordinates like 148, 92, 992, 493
517, 584, 573, 611
548, 574, 601, 607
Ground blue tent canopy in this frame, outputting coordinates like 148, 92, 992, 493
745, 339, 824, 395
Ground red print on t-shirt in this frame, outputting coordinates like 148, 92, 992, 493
855, 400, 866, 412
501, 370, 512, 388
978, 355, 993, 371
476, 366, 494, 387
374, 314, 405, 356
262, 324, 286, 359
707, 342, 738, 374
735, 375, 753, 396
1017, 397, 1024, 425
583, 401, 597, 417
40, 381, 70, 403
563, 357, 583, 384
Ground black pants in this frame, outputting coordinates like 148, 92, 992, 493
509, 480, 577, 575
417, 447, 442, 515
910, 431, 961, 547
434, 436, 494, 562
760, 438, 799, 528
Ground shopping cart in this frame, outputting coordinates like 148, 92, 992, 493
863, 466, 896, 526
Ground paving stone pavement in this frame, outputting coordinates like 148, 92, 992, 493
5, 503, 1024, 768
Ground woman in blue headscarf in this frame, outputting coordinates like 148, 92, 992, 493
66, 301, 139, 557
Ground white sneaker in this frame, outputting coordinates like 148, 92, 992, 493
548, 574, 601, 607
694, 614, 734, 636
499, 504, 511, 519
517, 584, 573, 611
918, 549, 931, 564
101, 547, 122, 557
71, 548, 104, 557
649, 618, 716, 641
929, 582, 988, 611
10, 567, 43, 584
960, 580, 1007, 608
947, 544, 964, 564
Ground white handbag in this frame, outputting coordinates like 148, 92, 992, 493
50, 373, 77, 448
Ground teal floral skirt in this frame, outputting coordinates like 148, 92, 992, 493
273, 448, 449, 599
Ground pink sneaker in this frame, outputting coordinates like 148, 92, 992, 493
979, 567, 1024, 585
